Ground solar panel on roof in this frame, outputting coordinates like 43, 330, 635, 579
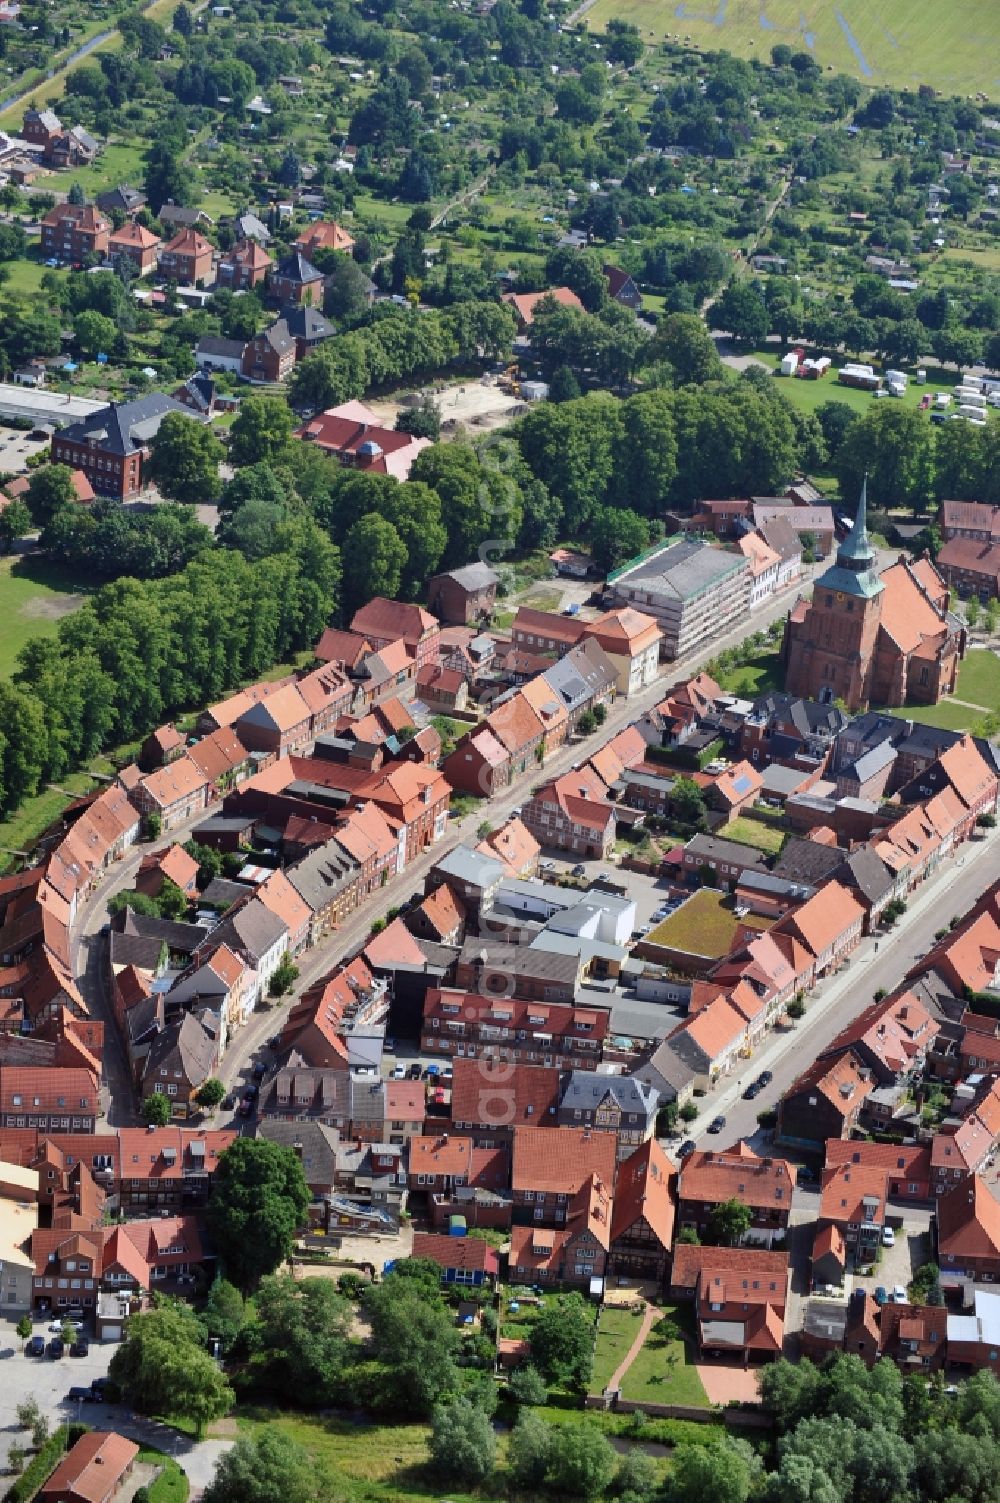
733, 775, 753, 793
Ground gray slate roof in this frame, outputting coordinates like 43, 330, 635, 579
58, 394, 196, 457
257, 1119, 340, 1187
209, 897, 287, 963
438, 563, 500, 591
560, 1069, 659, 1119
616, 539, 746, 602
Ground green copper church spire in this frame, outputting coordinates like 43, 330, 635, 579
815, 474, 883, 600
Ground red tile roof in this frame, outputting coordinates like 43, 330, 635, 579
511, 1124, 616, 1197
39, 1432, 139, 1503
611, 1138, 676, 1250
411, 1230, 498, 1274
679, 1144, 794, 1213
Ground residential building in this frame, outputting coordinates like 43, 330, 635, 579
776, 1050, 875, 1151
521, 771, 616, 859
107, 221, 160, 276
158, 228, 214, 285
141, 1014, 217, 1118
738, 531, 783, 608
825, 1141, 932, 1202
296, 403, 430, 481
0, 1067, 99, 1132
678, 1145, 794, 1247
128, 756, 210, 831
940, 500, 1000, 544
608, 1139, 676, 1284
937, 538, 1000, 602
937, 1174, 1000, 1285
281, 304, 335, 361
350, 597, 441, 668
819, 1162, 888, 1257
96, 184, 146, 217
509, 1174, 611, 1288
421, 990, 608, 1069
604, 263, 642, 309
608, 539, 751, 659
40, 203, 110, 262
270, 249, 325, 305
670, 1244, 788, 1361
501, 285, 584, 331
115, 1127, 235, 1214
216, 237, 272, 290
410, 1230, 499, 1287
241, 319, 296, 383
510, 1124, 616, 1226
0, 1190, 36, 1311
38, 1432, 139, 1503
580, 609, 662, 695
785, 482, 964, 711
557, 1073, 659, 1156
295, 220, 355, 256
427, 563, 499, 625
51, 394, 204, 500
195, 335, 247, 374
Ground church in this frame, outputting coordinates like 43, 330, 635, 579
783, 481, 964, 713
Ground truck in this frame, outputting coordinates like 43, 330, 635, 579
838, 362, 880, 391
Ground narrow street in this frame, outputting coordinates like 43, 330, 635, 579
682, 829, 1000, 1152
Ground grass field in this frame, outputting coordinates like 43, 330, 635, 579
140, 1450, 189, 1503
885, 699, 985, 731
620, 1307, 709, 1408
0, 771, 98, 871
645, 887, 771, 956
590, 1306, 643, 1393
954, 649, 1000, 711
723, 814, 786, 853
714, 646, 784, 697
0, 556, 89, 678
739, 352, 958, 423
585, 0, 1000, 97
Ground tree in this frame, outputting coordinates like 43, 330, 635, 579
706, 1197, 753, 1247
576, 709, 597, 736
145, 140, 193, 211
229, 396, 294, 468
362, 1266, 460, 1415
203, 1431, 316, 1503
109, 1304, 233, 1435
207, 1138, 310, 1290
429, 1399, 496, 1484
396, 395, 440, 441
323, 254, 375, 324
508, 1364, 547, 1406
15, 1315, 31, 1347
670, 775, 708, 828
8, 1444, 24, 1474
507, 1409, 552, 1488
172, 3, 193, 36
195, 1078, 226, 1111
815, 401, 857, 460
0, 498, 31, 553
715, 280, 769, 346
251, 1274, 351, 1402
15, 1398, 40, 1431
833, 405, 934, 515
142, 1092, 172, 1126
342, 514, 407, 614
545, 1424, 616, 1499
590, 505, 649, 572
668, 1439, 755, 1503
529, 1294, 594, 1390
148, 414, 224, 505
74, 310, 117, 360
614, 1449, 658, 1500
26, 465, 76, 529
653, 311, 723, 384
268, 956, 299, 998
202, 1277, 245, 1351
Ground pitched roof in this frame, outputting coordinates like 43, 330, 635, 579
59, 394, 195, 459
582, 607, 662, 655
772, 879, 865, 960
680, 1145, 794, 1212
611, 1138, 676, 1249
476, 817, 540, 876
409, 1133, 474, 1179
819, 1162, 889, 1226
410, 1230, 498, 1274
937, 1173, 1000, 1261
295, 219, 355, 253
501, 286, 584, 324
451, 1060, 561, 1131
162, 226, 213, 258
39, 1433, 140, 1503
350, 597, 438, 646
274, 249, 325, 284
785, 1049, 874, 1117
511, 1124, 616, 1196
671, 1242, 788, 1302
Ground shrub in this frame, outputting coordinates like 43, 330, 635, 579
4, 1427, 70, 1503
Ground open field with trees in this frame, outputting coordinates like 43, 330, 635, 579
585, 0, 1000, 97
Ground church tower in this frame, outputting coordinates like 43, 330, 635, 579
784, 479, 884, 710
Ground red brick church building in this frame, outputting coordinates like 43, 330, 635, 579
783, 481, 964, 712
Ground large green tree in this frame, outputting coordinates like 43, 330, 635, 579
528, 1294, 594, 1391
109, 1304, 233, 1435
833, 405, 934, 516
429, 1399, 496, 1484
203, 1431, 316, 1503
229, 396, 295, 468
342, 514, 407, 614
26, 465, 76, 529
148, 413, 225, 505
250, 1274, 351, 1402
207, 1139, 310, 1290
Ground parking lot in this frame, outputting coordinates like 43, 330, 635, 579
853, 1214, 932, 1301
0, 425, 52, 473
0, 1321, 115, 1430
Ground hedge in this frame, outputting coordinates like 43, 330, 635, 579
4, 1427, 72, 1503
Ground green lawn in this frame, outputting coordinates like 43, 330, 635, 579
589, 1306, 644, 1394
140, 1451, 189, 1503
955, 650, 1000, 712
0, 556, 90, 679
620, 1307, 710, 1409
1, 257, 54, 298
737, 353, 958, 424
645, 887, 772, 958
885, 699, 984, 731
714, 647, 784, 697
723, 815, 786, 854
0, 771, 98, 872
585, 0, 1000, 101
232, 1410, 505, 1503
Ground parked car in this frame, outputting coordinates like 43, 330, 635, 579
390, 1064, 406, 1079
796, 1165, 818, 1185
571, 864, 586, 877
881, 1227, 896, 1247
244, 1082, 259, 1099
757, 1070, 772, 1088
90, 1378, 110, 1400
441, 1066, 453, 1081
67, 1385, 93, 1403
70, 1340, 90, 1358
252, 1061, 267, 1079
408, 1063, 422, 1079
873, 1286, 889, 1306
222, 1096, 234, 1111
48, 1319, 84, 1334
677, 1140, 697, 1158
26, 1335, 45, 1357
384, 1037, 396, 1053
743, 1080, 762, 1100
238, 1097, 254, 1117
48, 1338, 64, 1358
892, 1285, 907, 1303
707, 1115, 726, 1134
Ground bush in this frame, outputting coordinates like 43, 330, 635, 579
679, 1101, 698, 1122
4, 1427, 69, 1503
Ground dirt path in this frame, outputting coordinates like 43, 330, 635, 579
607, 1300, 659, 1393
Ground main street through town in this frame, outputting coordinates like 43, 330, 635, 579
71, 546, 915, 1130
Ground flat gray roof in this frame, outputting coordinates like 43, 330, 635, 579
614, 540, 746, 603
